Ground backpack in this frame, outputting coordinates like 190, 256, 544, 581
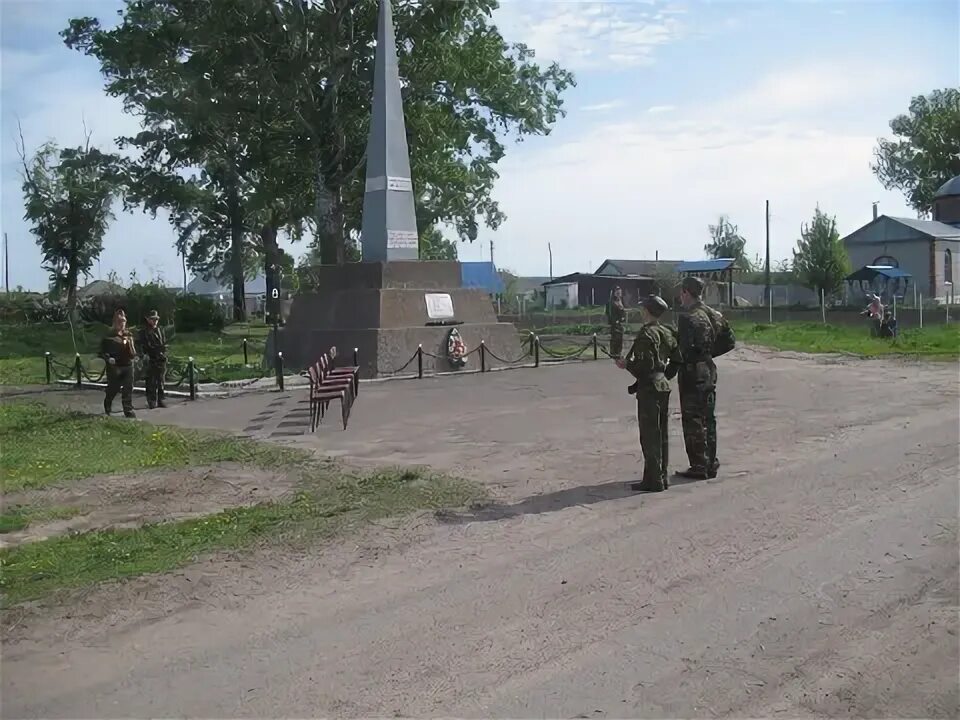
710, 311, 736, 357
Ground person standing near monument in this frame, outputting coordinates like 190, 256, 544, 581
674, 277, 720, 480
137, 309, 168, 409
606, 286, 627, 359
101, 309, 137, 418
617, 295, 679, 492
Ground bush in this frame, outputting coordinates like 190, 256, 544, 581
175, 294, 225, 332
0, 294, 71, 323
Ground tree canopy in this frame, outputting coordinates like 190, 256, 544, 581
62, 0, 574, 307
17, 126, 122, 317
792, 207, 850, 301
872, 88, 960, 215
704, 215, 753, 270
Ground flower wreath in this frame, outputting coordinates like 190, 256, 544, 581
447, 327, 468, 368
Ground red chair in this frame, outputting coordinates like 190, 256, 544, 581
307, 364, 353, 431
327, 346, 360, 396
320, 353, 358, 396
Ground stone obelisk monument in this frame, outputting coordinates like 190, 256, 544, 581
360, 0, 419, 262
280, 0, 518, 378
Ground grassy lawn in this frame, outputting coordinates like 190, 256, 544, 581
730, 321, 959, 358
0, 401, 300, 492
0, 321, 271, 385
0, 401, 484, 605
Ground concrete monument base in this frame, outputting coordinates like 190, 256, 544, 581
277, 262, 522, 378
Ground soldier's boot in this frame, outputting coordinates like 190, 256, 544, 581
124, 410, 137, 419
157, 400, 168, 409
708, 460, 720, 479
676, 467, 709, 480
631, 479, 665, 492
662, 473, 670, 490
148, 401, 156, 410
103, 400, 112, 415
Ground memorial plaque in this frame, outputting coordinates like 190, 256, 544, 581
387, 230, 418, 249
425, 293, 454, 320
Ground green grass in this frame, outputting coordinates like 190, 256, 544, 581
0, 467, 483, 605
730, 321, 960, 358
0, 321, 271, 385
0, 401, 304, 492
0, 402, 486, 605
0, 506, 80, 534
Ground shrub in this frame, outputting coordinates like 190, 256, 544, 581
175, 294, 225, 332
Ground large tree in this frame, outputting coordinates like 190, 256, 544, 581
872, 88, 960, 215
17, 128, 122, 318
63, 0, 573, 276
705, 215, 753, 270
792, 207, 850, 302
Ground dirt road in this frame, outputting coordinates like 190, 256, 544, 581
3, 348, 958, 718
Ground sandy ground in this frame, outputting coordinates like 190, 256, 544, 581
1, 464, 297, 549
2, 346, 958, 718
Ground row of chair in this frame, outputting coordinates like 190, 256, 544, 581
306, 346, 360, 431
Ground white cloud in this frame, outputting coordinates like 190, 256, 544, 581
581, 100, 625, 112
495, 1, 684, 70
465, 58, 927, 275
647, 104, 676, 114
714, 58, 919, 123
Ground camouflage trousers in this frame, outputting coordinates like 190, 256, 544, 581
637, 390, 670, 486
609, 328, 625, 358
678, 369, 717, 473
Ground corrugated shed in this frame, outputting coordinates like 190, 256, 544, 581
460, 262, 505, 293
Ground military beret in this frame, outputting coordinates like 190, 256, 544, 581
681, 276, 705, 295
641, 294, 669, 317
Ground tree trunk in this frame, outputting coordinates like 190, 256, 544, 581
261, 222, 280, 324
228, 182, 246, 322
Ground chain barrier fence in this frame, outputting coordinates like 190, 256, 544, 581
40, 331, 625, 400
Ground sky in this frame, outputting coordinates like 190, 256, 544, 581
1, 0, 958, 290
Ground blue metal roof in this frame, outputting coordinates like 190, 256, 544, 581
460, 261, 505, 293
675, 259, 737, 273
846, 265, 913, 282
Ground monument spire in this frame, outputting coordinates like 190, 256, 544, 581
360, 0, 419, 262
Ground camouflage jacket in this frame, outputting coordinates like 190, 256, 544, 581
624, 321, 679, 393
137, 326, 167, 363
606, 299, 627, 330
100, 331, 137, 367
676, 301, 717, 382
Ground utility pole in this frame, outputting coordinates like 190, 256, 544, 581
489, 240, 494, 266
548, 243, 553, 279
3, 232, 8, 292
764, 200, 771, 310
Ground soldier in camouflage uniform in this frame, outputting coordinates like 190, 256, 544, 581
674, 276, 721, 479
618, 294, 680, 492
101, 309, 137, 418
605, 286, 627, 359
137, 309, 168, 409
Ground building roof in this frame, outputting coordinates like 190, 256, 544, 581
842, 215, 960, 245
675, 258, 738, 273
846, 265, 913, 283
78, 280, 125, 298
460, 261, 504, 293
543, 273, 653, 286
596, 259, 682, 276
885, 216, 960, 238
935, 175, 960, 199
187, 273, 268, 296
